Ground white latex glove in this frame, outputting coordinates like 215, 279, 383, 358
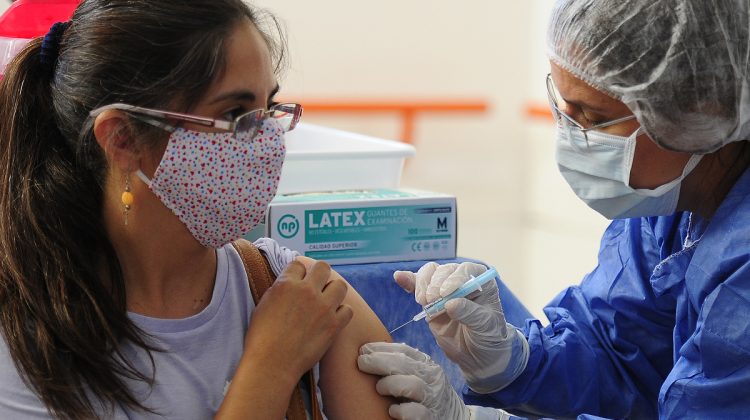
393, 262, 529, 393
358, 342, 513, 420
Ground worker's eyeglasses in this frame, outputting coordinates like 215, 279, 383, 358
545, 73, 635, 141
89, 102, 303, 138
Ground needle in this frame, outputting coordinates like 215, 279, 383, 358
389, 319, 414, 334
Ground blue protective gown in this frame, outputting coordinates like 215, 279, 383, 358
465, 166, 750, 419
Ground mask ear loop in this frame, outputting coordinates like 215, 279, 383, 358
136, 170, 153, 187
621, 127, 642, 185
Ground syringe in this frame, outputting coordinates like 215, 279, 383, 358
389, 267, 498, 334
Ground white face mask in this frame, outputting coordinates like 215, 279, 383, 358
137, 118, 286, 248
555, 123, 702, 219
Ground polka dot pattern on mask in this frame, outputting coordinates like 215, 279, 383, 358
148, 118, 286, 248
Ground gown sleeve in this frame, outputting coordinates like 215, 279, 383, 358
464, 216, 683, 419
656, 216, 750, 417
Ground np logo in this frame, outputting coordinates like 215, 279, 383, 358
277, 214, 300, 239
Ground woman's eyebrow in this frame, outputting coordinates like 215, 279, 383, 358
209, 89, 256, 105
208, 84, 281, 105
562, 95, 613, 115
562, 87, 614, 114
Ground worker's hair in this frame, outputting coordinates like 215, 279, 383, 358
0, 1, 286, 418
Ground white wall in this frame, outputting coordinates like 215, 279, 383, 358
0, 1, 610, 319
252, 0, 610, 318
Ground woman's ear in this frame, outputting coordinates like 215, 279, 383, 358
93, 110, 140, 171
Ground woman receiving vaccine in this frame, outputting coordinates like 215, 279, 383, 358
0, 1, 393, 418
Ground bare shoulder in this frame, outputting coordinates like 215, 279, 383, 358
294, 256, 394, 420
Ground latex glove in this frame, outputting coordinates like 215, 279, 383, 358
394, 262, 529, 393
358, 342, 514, 420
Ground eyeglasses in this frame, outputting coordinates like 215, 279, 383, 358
545, 73, 635, 141
89, 102, 303, 138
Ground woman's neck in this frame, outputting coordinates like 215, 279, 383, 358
680, 141, 750, 219
103, 178, 217, 319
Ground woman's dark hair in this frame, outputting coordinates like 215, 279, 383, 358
0, 1, 286, 418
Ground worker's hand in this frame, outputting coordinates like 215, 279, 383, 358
358, 342, 469, 420
358, 342, 515, 420
393, 262, 529, 393
243, 258, 353, 386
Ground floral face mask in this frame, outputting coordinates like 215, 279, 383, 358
137, 118, 286, 248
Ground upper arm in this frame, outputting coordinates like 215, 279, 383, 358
296, 257, 394, 420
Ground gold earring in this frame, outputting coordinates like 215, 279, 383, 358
121, 172, 134, 226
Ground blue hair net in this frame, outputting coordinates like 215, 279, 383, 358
547, 0, 750, 153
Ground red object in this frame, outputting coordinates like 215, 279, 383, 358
0, 0, 78, 76
0, 0, 78, 38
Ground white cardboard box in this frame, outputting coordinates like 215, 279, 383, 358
278, 123, 415, 194
266, 189, 457, 265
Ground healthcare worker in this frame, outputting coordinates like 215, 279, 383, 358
358, 0, 750, 418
